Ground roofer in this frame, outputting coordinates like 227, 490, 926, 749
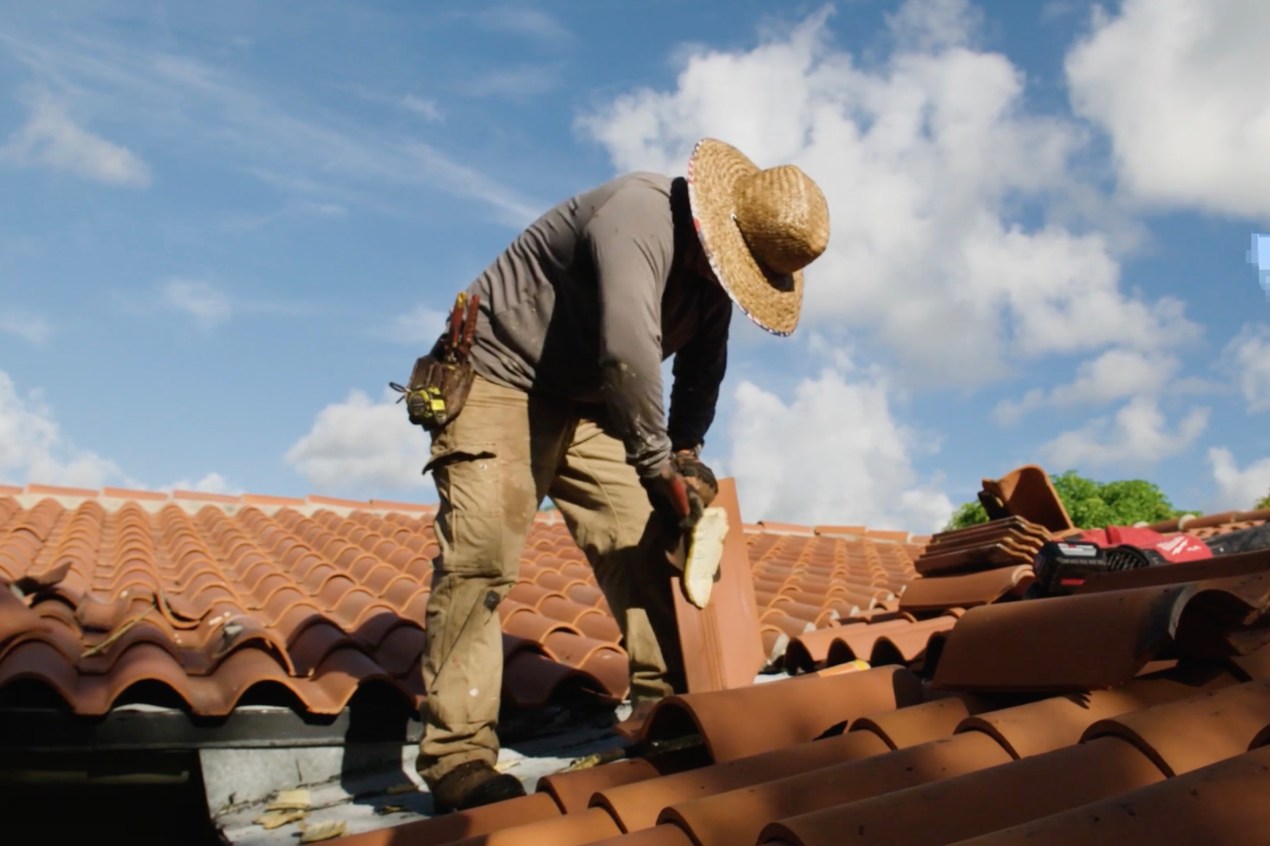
401, 138, 830, 812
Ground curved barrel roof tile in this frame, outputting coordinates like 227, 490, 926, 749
0, 490, 636, 715
5, 479, 1270, 846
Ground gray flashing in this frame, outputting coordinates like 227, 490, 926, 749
211, 708, 631, 845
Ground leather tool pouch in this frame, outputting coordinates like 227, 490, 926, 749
391, 293, 481, 435
397, 353, 475, 433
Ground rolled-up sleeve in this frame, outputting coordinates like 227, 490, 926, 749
585, 189, 675, 479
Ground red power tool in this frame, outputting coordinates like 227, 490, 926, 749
1031, 525, 1212, 596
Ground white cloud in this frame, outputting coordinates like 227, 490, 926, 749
0, 91, 150, 187
0, 308, 53, 344
577, 0, 1197, 386
726, 365, 954, 532
1039, 395, 1209, 470
5, 33, 539, 225
994, 348, 1180, 424
1041, 0, 1085, 21
285, 389, 431, 495
886, 0, 985, 52
167, 472, 236, 495
0, 370, 232, 494
0, 370, 121, 487
221, 200, 347, 232
456, 65, 561, 100
1208, 447, 1270, 510
400, 95, 443, 122
1222, 323, 1270, 412
466, 7, 572, 43
161, 279, 232, 330
1065, 0, 1270, 218
386, 305, 450, 346
339, 84, 444, 123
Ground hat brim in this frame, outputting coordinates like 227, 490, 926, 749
687, 138, 803, 336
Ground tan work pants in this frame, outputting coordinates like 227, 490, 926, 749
417, 375, 684, 783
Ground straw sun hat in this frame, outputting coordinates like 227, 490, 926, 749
686, 138, 830, 336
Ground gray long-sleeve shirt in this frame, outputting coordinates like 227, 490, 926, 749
462, 172, 732, 479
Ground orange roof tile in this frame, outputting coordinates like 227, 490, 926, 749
369, 498, 437, 514
172, 489, 240, 504
4, 481, 1270, 845
100, 486, 169, 501
26, 482, 98, 498
0, 493, 630, 716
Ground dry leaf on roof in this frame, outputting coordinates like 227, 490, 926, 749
300, 820, 347, 842
253, 809, 305, 830
267, 788, 311, 811
374, 804, 407, 815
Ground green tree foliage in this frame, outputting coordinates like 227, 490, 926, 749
1257, 490, 1270, 510
946, 499, 989, 530
945, 470, 1194, 531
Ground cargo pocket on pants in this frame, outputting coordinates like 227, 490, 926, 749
429, 443, 505, 577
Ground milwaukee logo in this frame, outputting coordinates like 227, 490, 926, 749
1157, 536, 1192, 556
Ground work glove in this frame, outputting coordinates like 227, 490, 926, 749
642, 452, 718, 530
672, 451, 718, 510
642, 463, 703, 531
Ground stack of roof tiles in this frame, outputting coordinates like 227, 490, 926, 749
769, 517, 1059, 676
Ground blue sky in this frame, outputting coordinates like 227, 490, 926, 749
2, 0, 1269, 531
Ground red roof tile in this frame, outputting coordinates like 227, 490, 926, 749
914, 518, 1050, 575
305, 494, 374, 510
899, 563, 1035, 611
538, 758, 662, 814
756, 520, 816, 535
980, 464, 1076, 534
671, 479, 766, 693
933, 572, 1269, 692
6, 478, 1270, 845
956, 745, 1270, 845
241, 492, 306, 508
369, 498, 436, 514
100, 486, 169, 501
25, 483, 99, 498
309, 530, 1269, 846
0, 493, 631, 716
636, 665, 925, 762
172, 489, 240, 504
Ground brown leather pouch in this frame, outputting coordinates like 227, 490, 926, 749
391, 293, 480, 434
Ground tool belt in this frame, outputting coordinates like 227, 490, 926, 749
390, 292, 480, 434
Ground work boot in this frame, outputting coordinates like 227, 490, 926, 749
427, 760, 526, 814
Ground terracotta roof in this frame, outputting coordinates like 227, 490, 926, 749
1147, 507, 1270, 538
0, 488, 626, 716
0, 484, 940, 719
324, 566, 1270, 846
4, 481, 1270, 844
744, 523, 925, 664
4, 484, 1264, 714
